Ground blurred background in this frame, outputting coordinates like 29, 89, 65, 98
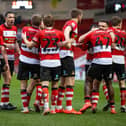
0, 0, 126, 80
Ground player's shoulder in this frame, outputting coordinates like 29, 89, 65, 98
106, 27, 114, 33
12, 25, 17, 29
55, 29, 64, 36
55, 29, 62, 33
0, 25, 2, 30
67, 20, 77, 27
120, 29, 126, 37
0, 24, 4, 30
22, 26, 30, 31
90, 29, 99, 35
34, 29, 43, 37
92, 29, 108, 37
39, 29, 46, 34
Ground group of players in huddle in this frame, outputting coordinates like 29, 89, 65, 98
0, 8, 126, 115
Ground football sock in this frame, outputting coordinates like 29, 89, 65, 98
66, 85, 73, 110
56, 86, 65, 110
1, 84, 10, 105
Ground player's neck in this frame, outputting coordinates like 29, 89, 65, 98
71, 18, 78, 23
4, 22, 12, 28
45, 27, 53, 29
32, 25, 39, 29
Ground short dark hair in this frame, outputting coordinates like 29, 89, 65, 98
98, 19, 109, 26
31, 14, 42, 27
71, 8, 82, 18
4, 11, 15, 17
43, 14, 54, 27
111, 16, 122, 26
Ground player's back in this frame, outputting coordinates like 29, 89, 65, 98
111, 27, 126, 52
111, 27, 126, 64
39, 28, 64, 60
22, 26, 40, 45
20, 26, 40, 64
87, 29, 112, 65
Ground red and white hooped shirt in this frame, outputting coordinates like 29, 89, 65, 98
60, 20, 78, 58
32, 28, 64, 67
0, 24, 17, 61
83, 29, 113, 65
20, 26, 40, 64
110, 27, 126, 64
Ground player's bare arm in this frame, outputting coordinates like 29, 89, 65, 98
15, 41, 21, 55
1, 46, 9, 71
79, 28, 97, 43
64, 26, 72, 40
4, 43, 15, 49
109, 31, 116, 49
57, 39, 74, 49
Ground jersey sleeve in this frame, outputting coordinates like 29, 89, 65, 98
83, 32, 92, 43
81, 32, 92, 51
32, 31, 41, 45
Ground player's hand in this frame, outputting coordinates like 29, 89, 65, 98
76, 42, 83, 47
111, 43, 116, 49
4, 43, 15, 49
67, 39, 74, 48
68, 38, 75, 44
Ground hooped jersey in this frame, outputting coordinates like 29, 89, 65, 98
83, 29, 113, 65
60, 20, 78, 58
0, 24, 17, 60
32, 28, 64, 67
20, 26, 40, 64
110, 27, 126, 64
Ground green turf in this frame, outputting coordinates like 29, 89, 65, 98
0, 75, 126, 126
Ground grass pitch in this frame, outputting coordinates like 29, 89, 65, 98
0, 75, 126, 126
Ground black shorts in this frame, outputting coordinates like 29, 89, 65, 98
0, 59, 14, 76
40, 66, 61, 81
112, 63, 125, 80
61, 56, 75, 77
87, 63, 112, 81
85, 64, 90, 76
17, 61, 40, 80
